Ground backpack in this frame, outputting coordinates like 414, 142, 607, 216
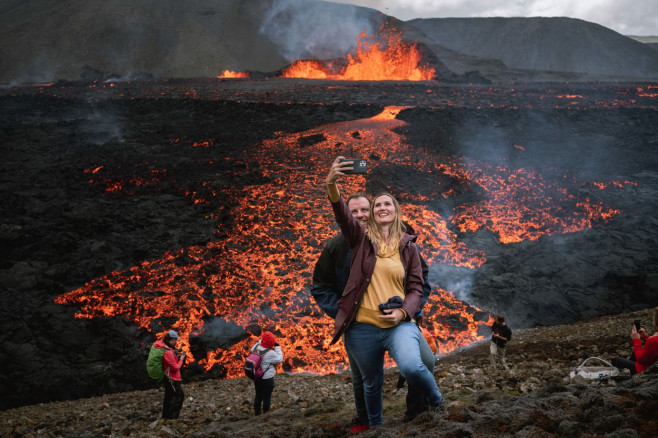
146, 344, 167, 381
244, 347, 271, 379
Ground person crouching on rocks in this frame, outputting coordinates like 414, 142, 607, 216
612, 307, 658, 375
251, 331, 284, 415
159, 330, 186, 419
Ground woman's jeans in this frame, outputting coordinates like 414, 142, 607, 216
345, 321, 443, 426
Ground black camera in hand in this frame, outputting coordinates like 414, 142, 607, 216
378, 296, 404, 312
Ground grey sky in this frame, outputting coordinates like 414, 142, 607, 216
330, 0, 657, 35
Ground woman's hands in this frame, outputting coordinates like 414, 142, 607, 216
631, 325, 641, 340
326, 156, 354, 185
379, 308, 405, 324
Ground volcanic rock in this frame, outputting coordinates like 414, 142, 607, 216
1, 78, 657, 413
0, 308, 656, 437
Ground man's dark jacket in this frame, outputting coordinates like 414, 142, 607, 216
491, 322, 512, 348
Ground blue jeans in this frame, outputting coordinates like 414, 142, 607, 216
345, 321, 443, 426
405, 329, 436, 418
345, 337, 368, 425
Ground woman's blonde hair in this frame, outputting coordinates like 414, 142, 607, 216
365, 192, 406, 251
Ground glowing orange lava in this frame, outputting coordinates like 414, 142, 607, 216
57, 106, 631, 379
218, 70, 250, 79
281, 29, 436, 81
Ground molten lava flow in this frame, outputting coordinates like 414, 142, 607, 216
218, 70, 250, 79
84, 165, 166, 194
446, 161, 631, 243
281, 61, 330, 79
281, 30, 436, 81
56, 106, 632, 379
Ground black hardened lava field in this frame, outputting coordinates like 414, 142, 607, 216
1, 78, 657, 409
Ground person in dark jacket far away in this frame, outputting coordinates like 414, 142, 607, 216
156, 330, 186, 419
251, 331, 284, 416
490, 315, 512, 372
311, 190, 436, 431
324, 157, 444, 428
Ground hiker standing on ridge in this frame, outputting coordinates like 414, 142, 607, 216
311, 190, 436, 431
251, 331, 284, 415
490, 315, 512, 372
323, 157, 444, 427
157, 330, 186, 419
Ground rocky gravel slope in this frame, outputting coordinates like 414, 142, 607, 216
2, 307, 656, 438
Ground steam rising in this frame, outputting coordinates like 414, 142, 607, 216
82, 110, 124, 145
259, 0, 377, 61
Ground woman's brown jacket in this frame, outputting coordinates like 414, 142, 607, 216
329, 196, 424, 345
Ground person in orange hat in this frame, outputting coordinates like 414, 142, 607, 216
250, 331, 283, 415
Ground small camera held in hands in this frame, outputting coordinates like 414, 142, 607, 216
339, 158, 367, 174
378, 296, 403, 312
634, 319, 642, 331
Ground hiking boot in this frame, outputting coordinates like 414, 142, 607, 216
403, 412, 418, 423
429, 402, 445, 414
351, 424, 370, 433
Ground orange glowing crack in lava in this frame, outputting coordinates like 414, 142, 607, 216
56, 106, 632, 378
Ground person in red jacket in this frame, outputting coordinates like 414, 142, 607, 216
612, 307, 658, 375
155, 330, 186, 419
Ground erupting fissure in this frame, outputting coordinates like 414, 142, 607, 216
282, 29, 435, 81
218, 70, 250, 79
58, 106, 632, 379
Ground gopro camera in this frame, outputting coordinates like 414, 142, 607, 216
339, 158, 367, 174
634, 319, 641, 330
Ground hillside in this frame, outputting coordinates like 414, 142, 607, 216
2, 0, 658, 83
406, 17, 658, 80
0, 0, 288, 82
1, 307, 656, 437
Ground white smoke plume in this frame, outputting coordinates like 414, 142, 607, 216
259, 0, 377, 61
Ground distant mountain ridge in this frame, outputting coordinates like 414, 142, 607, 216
406, 17, 658, 79
628, 35, 658, 53
1, 0, 657, 83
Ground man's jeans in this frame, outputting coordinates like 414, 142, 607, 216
345, 321, 443, 426
345, 339, 368, 425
